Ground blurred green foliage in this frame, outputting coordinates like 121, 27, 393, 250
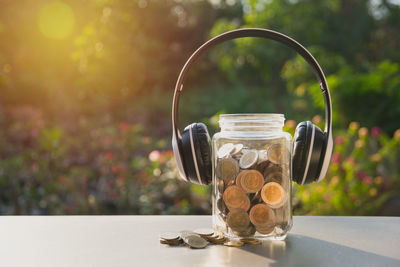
0, 0, 399, 215
291, 120, 400, 215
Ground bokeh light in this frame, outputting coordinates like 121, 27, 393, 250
38, 1, 75, 39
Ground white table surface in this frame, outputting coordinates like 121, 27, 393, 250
0, 216, 399, 267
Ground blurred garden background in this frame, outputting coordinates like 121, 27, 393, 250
0, 0, 399, 215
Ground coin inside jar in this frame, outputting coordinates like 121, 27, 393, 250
249, 203, 275, 227
256, 224, 275, 235
217, 179, 225, 193
227, 210, 250, 232
217, 143, 235, 158
235, 170, 246, 189
257, 150, 268, 163
240, 170, 264, 193
238, 195, 251, 211
263, 164, 282, 178
265, 172, 283, 184
261, 182, 286, 208
234, 224, 256, 237
239, 150, 258, 169
267, 144, 288, 164
231, 143, 244, 155
223, 185, 248, 210
216, 158, 239, 180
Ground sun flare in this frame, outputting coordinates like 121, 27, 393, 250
38, 1, 75, 39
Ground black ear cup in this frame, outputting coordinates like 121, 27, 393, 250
180, 123, 212, 185
292, 121, 325, 185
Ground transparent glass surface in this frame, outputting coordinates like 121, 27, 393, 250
212, 114, 293, 241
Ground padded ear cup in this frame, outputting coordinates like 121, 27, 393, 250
307, 125, 325, 182
292, 121, 309, 184
180, 123, 212, 185
181, 126, 197, 183
292, 121, 326, 185
192, 123, 212, 184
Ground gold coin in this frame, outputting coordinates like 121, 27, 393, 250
240, 238, 262, 245
193, 228, 214, 237
249, 203, 275, 227
226, 210, 250, 232
223, 240, 244, 247
256, 224, 275, 235
240, 170, 264, 193
206, 236, 227, 244
159, 232, 180, 241
223, 185, 247, 210
184, 234, 209, 249
261, 182, 286, 208
235, 170, 246, 189
239, 150, 258, 169
216, 158, 239, 180
267, 144, 288, 164
238, 194, 251, 211
217, 143, 235, 158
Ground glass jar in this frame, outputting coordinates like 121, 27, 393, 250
212, 114, 292, 241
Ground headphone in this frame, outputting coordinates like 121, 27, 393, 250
172, 28, 333, 186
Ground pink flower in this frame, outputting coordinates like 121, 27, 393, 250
324, 194, 331, 201
149, 150, 161, 162
332, 153, 340, 164
335, 136, 344, 145
371, 127, 381, 138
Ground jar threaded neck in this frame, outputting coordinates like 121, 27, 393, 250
219, 113, 285, 132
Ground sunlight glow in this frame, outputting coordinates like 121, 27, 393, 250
38, 2, 75, 39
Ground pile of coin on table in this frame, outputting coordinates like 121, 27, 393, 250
159, 228, 261, 249
215, 141, 290, 238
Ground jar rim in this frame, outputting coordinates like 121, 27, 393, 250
219, 113, 285, 131
220, 113, 284, 118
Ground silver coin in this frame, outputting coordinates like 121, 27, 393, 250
216, 158, 239, 180
193, 228, 214, 237
184, 234, 209, 249
239, 150, 258, 169
217, 143, 235, 158
159, 232, 180, 241
231, 144, 244, 155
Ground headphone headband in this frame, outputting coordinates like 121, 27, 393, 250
172, 28, 333, 182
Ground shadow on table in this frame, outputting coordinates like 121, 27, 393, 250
239, 234, 400, 267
